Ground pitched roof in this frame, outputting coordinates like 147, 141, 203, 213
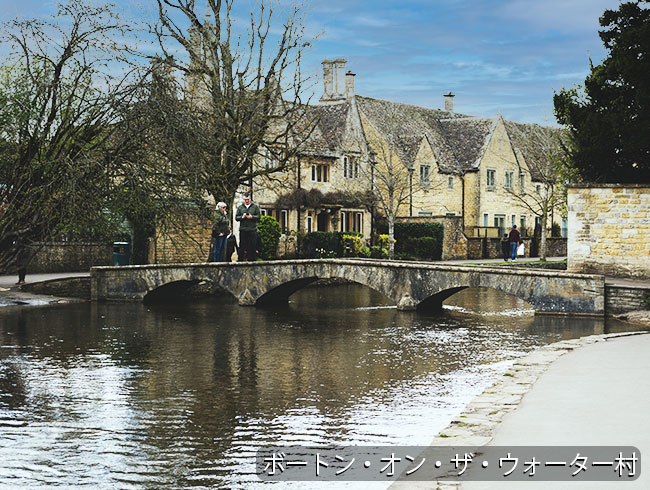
298, 102, 351, 157
439, 117, 496, 172
503, 120, 566, 181
355, 95, 464, 174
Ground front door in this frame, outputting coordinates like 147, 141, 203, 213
317, 212, 329, 232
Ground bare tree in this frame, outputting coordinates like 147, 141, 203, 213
0, 1, 143, 271
507, 143, 568, 261
149, 0, 317, 207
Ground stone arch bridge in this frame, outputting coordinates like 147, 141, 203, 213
90, 259, 605, 315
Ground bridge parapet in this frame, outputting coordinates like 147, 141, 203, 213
90, 259, 606, 315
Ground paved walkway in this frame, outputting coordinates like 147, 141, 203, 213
0, 271, 89, 290
459, 333, 650, 490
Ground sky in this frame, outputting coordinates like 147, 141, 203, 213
0, 0, 626, 125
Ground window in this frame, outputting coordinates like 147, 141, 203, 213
511, 214, 516, 227
520, 216, 527, 234
483, 213, 488, 227
505, 171, 513, 190
418, 211, 433, 217
420, 164, 431, 185
486, 169, 496, 189
311, 163, 330, 182
280, 210, 288, 234
343, 156, 360, 179
494, 214, 505, 235
536, 184, 541, 194
306, 214, 313, 233
447, 176, 454, 190
261, 209, 268, 216
265, 149, 283, 169
519, 174, 525, 193
340, 211, 363, 233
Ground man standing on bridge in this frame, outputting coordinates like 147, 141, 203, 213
508, 224, 522, 261
235, 192, 261, 261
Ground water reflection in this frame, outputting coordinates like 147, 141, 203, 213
0, 285, 642, 488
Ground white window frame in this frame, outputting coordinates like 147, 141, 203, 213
486, 169, 496, 189
420, 164, 431, 185
505, 171, 513, 190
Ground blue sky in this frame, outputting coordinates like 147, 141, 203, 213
1, 0, 624, 125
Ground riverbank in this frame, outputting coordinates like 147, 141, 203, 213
390, 330, 650, 490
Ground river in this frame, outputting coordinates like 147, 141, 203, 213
0, 284, 639, 489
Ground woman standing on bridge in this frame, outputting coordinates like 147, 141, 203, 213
211, 202, 229, 262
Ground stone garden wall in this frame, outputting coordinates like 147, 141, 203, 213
568, 184, 650, 279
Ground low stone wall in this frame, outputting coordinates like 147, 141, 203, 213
27, 242, 112, 273
568, 184, 650, 279
606, 284, 650, 315
149, 211, 212, 264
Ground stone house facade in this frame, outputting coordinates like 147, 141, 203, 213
248, 59, 565, 249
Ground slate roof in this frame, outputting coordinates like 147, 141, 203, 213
355, 95, 464, 174
439, 117, 495, 172
294, 94, 562, 176
297, 102, 351, 157
503, 120, 566, 181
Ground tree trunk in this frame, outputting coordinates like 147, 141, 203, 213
540, 214, 548, 261
388, 214, 395, 260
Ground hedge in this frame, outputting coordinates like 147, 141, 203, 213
258, 215, 281, 260
376, 222, 443, 260
301, 231, 364, 258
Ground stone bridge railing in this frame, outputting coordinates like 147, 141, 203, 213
90, 259, 606, 315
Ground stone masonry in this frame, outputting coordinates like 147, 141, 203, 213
568, 185, 650, 279
91, 259, 606, 315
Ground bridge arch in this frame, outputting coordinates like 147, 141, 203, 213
91, 259, 605, 315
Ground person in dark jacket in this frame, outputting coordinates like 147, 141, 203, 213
235, 192, 261, 261
224, 226, 238, 262
15, 238, 31, 285
211, 202, 229, 262
508, 225, 522, 261
500, 234, 510, 261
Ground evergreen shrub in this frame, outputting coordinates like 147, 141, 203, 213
258, 215, 281, 260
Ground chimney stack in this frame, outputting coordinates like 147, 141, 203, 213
345, 70, 356, 99
444, 92, 455, 112
320, 58, 348, 104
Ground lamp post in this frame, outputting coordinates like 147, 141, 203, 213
408, 165, 414, 216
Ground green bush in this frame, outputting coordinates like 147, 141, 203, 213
302, 231, 344, 258
360, 246, 371, 258
405, 236, 441, 260
377, 234, 390, 250
394, 223, 443, 259
343, 234, 364, 256
370, 245, 388, 259
258, 215, 281, 260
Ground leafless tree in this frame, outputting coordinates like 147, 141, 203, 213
507, 141, 568, 261
148, 0, 317, 207
0, 1, 144, 271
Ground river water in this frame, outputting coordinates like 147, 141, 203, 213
0, 285, 640, 489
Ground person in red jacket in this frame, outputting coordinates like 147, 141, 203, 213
508, 225, 522, 261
